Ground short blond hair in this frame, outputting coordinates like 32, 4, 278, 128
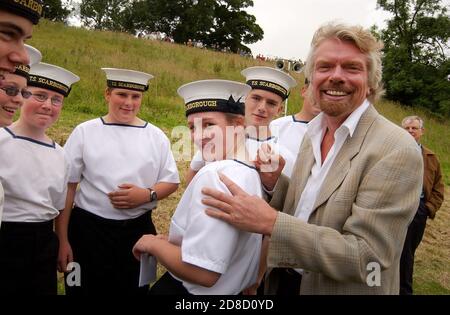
304, 22, 385, 103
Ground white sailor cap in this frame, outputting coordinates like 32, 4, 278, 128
102, 68, 154, 92
14, 44, 42, 79
178, 79, 251, 117
0, 0, 43, 25
26, 45, 42, 66
28, 62, 80, 97
241, 66, 297, 100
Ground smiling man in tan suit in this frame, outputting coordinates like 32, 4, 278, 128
202, 22, 423, 295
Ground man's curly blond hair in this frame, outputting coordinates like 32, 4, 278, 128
304, 22, 385, 104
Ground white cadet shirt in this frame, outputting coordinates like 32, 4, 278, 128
64, 118, 180, 220
190, 136, 296, 177
0, 127, 69, 222
169, 160, 263, 295
270, 115, 309, 159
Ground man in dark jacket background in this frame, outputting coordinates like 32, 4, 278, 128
400, 115, 445, 295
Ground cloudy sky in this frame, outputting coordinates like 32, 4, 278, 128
246, 0, 392, 61
66, 0, 448, 61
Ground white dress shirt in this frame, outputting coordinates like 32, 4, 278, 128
292, 100, 370, 273
294, 100, 370, 221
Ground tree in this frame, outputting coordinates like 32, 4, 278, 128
201, 0, 264, 53
133, 0, 263, 53
43, 0, 72, 22
78, 0, 263, 53
375, 0, 450, 116
131, 0, 183, 36
79, 0, 133, 31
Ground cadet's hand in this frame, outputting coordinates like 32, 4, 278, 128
242, 283, 259, 295
57, 240, 73, 273
255, 144, 285, 191
202, 172, 277, 235
132, 234, 162, 260
108, 183, 149, 209
155, 234, 168, 241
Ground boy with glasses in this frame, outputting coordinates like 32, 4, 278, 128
0, 45, 41, 127
0, 62, 79, 295
0, 44, 41, 228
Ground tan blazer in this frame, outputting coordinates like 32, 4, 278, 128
266, 105, 423, 294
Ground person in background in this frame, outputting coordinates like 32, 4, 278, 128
270, 78, 321, 159
0, 62, 79, 295
58, 68, 180, 295
399, 115, 444, 295
201, 22, 423, 295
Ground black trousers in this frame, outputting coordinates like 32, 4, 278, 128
149, 272, 191, 295
275, 268, 302, 295
65, 207, 155, 296
399, 199, 428, 295
0, 220, 58, 295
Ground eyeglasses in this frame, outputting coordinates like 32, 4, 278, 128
29, 92, 64, 107
0, 86, 32, 99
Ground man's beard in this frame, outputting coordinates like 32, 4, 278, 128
319, 100, 349, 117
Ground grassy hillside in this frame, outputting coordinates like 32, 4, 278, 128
29, 20, 450, 184
27, 20, 449, 295
29, 20, 304, 140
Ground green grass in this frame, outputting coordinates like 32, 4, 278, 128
412, 187, 450, 295
376, 102, 450, 185
29, 20, 295, 132
29, 21, 450, 185
28, 20, 449, 295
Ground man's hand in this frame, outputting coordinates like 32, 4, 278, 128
255, 144, 285, 191
108, 183, 150, 209
202, 172, 277, 235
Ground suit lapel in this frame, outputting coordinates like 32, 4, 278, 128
311, 105, 379, 214
293, 137, 315, 211
283, 136, 315, 216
